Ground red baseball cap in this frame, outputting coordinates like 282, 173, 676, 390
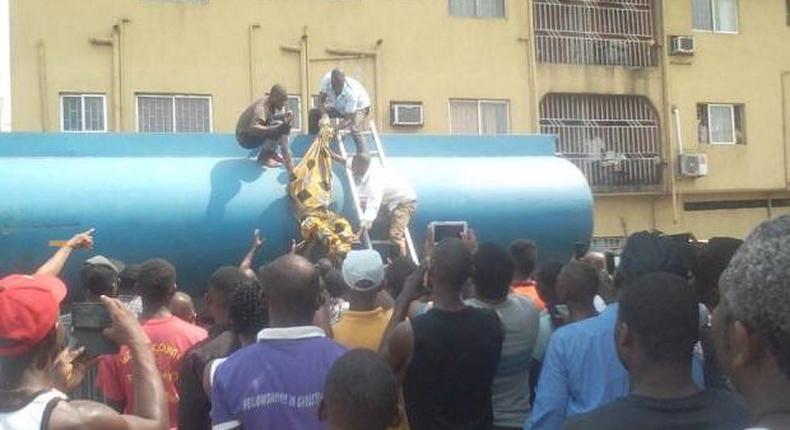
0, 274, 67, 357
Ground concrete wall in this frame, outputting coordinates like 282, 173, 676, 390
7, 0, 790, 242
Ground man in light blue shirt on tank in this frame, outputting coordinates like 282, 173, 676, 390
319, 68, 371, 155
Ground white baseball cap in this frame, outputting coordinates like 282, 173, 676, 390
342, 250, 385, 291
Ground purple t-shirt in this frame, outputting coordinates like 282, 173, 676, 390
211, 327, 347, 430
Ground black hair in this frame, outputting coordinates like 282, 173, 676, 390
615, 231, 696, 289
259, 255, 320, 320
536, 262, 565, 329
431, 238, 473, 289
619, 272, 699, 364
536, 261, 563, 304
118, 263, 140, 296
269, 84, 287, 98
472, 242, 514, 301
559, 261, 599, 303
138, 258, 177, 307
229, 281, 267, 335
322, 269, 348, 299
692, 237, 742, 309
719, 215, 790, 378
384, 256, 417, 299
209, 266, 248, 305
80, 264, 118, 298
324, 349, 398, 430
509, 239, 538, 277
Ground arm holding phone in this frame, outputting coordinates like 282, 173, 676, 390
49, 296, 168, 430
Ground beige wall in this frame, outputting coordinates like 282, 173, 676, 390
8, 0, 790, 241
664, 0, 790, 193
10, 0, 534, 134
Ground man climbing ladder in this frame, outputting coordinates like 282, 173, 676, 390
330, 150, 417, 258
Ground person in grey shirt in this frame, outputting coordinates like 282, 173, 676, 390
467, 242, 540, 430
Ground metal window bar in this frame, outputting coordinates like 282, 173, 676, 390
540, 94, 663, 193
534, 0, 656, 68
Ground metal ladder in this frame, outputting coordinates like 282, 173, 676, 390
335, 120, 419, 263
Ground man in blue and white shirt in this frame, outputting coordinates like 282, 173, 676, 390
319, 69, 371, 154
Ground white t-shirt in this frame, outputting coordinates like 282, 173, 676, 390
319, 73, 371, 115
348, 160, 417, 224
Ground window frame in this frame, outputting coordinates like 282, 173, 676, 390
448, 98, 511, 135
60, 93, 108, 133
448, 0, 507, 20
700, 103, 746, 145
692, 0, 740, 34
287, 95, 302, 133
135, 93, 213, 133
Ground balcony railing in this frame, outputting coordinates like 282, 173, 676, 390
541, 94, 663, 193
534, 0, 657, 68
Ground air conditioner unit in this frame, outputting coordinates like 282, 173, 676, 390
679, 153, 708, 177
669, 36, 695, 56
390, 102, 423, 126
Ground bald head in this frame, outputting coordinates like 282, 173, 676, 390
260, 254, 320, 324
581, 252, 606, 272
430, 238, 472, 291
170, 291, 196, 324
330, 69, 346, 95
268, 84, 288, 110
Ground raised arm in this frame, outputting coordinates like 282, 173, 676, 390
239, 229, 265, 279
49, 296, 168, 430
379, 265, 424, 375
35, 229, 94, 277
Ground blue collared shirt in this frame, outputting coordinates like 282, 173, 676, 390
526, 304, 704, 430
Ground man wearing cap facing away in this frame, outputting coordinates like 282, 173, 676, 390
332, 250, 393, 351
0, 274, 169, 430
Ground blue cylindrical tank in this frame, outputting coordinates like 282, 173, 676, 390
0, 132, 592, 294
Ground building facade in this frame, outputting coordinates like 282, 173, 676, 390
4, 0, 790, 245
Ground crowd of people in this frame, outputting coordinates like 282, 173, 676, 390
1, 212, 790, 430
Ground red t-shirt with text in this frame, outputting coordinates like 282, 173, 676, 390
97, 315, 207, 429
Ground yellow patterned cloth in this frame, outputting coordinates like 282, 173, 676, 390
289, 121, 354, 260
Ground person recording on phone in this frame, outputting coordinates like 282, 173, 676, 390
0, 275, 169, 430
330, 152, 417, 256
380, 238, 504, 429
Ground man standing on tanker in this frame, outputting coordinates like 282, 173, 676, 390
319, 69, 371, 154
235, 84, 295, 171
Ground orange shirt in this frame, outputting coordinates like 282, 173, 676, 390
511, 280, 546, 311
97, 316, 207, 429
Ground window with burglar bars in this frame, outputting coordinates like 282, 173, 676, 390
61, 94, 107, 132
137, 94, 212, 133
533, 0, 657, 68
449, 0, 506, 18
540, 94, 663, 193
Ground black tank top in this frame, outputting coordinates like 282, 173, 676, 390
403, 306, 503, 430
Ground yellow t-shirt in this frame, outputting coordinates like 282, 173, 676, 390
332, 307, 393, 351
